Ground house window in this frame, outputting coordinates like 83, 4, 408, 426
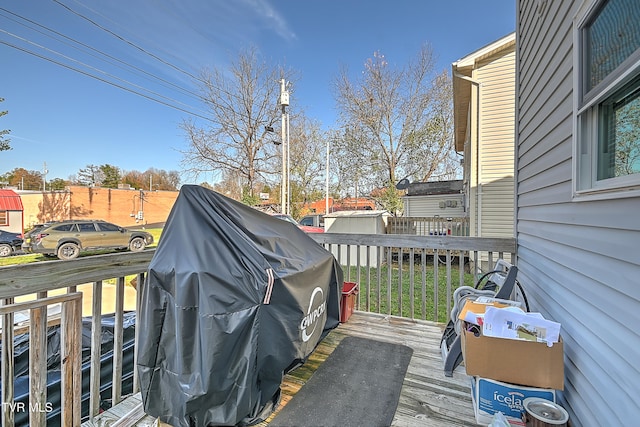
575, 0, 640, 198
597, 77, 640, 180
0, 211, 7, 226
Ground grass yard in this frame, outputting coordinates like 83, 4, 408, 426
344, 262, 477, 323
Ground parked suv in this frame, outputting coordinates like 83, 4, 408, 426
27, 220, 154, 260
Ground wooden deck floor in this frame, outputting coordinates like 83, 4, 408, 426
84, 311, 476, 427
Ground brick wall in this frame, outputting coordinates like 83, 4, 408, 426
68, 186, 179, 227
20, 186, 179, 229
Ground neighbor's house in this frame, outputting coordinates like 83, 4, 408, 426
396, 180, 469, 236
401, 180, 465, 217
452, 32, 516, 240
0, 189, 24, 233
303, 197, 376, 215
515, 0, 639, 425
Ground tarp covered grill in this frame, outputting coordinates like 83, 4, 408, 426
137, 185, 342, 426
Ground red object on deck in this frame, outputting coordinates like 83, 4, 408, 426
340, 282, 359, 322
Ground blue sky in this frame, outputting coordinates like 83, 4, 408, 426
1, 0, 515, 185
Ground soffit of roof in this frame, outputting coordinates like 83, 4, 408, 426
451, 32, 516, 152
452, 69, 472, 152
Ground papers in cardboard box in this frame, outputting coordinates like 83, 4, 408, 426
458, 298, 522, 327
483, 307, 561, 346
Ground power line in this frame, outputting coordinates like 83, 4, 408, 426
1, 3, 279, 128
0, 40, 215, 122
0, 7, 206, 105
52, 0, 203, 84
0, 30, 210, 119
54, 0, 249, 108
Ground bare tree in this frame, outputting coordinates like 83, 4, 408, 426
180, 46, 292, 198
144, 168, 180, 191
331, 124, 376, 200
288, 114, 329, 208
332, 46, 459, 208
407, 71, 460, 182
211, 169, 244, 201
121, 170, 147, 190
110, 168, 180, 191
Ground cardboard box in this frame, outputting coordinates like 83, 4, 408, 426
461, 325, 564, 390
470, 376, 555, 425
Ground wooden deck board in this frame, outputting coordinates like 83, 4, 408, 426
84, 311, 476, 427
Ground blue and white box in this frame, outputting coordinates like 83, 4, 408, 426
470, 376, 556, 425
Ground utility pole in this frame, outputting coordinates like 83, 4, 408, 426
42, 162, 48, 192
279, 79, 290, 215
138, 188, 144, 222
326, 138, 330, 215
286, 110, 291, 215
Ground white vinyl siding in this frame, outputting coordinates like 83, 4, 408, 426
516, 0, 640, 426
403, 195, 465, 217
477, 51, 516, 238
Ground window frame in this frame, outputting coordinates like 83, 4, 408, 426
78, 223, 98, 232
54, 223, 78, 232
573, 0, 640, 200
97, 222, 121, 232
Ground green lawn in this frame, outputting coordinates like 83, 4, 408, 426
344, 263, 476, 323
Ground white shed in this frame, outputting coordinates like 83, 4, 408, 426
324, 210, 389, 265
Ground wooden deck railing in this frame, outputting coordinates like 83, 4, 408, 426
386, 216, 470, 236
0, 251, 153, 427
0, 233, 514, 426
309, 233, 515, 321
